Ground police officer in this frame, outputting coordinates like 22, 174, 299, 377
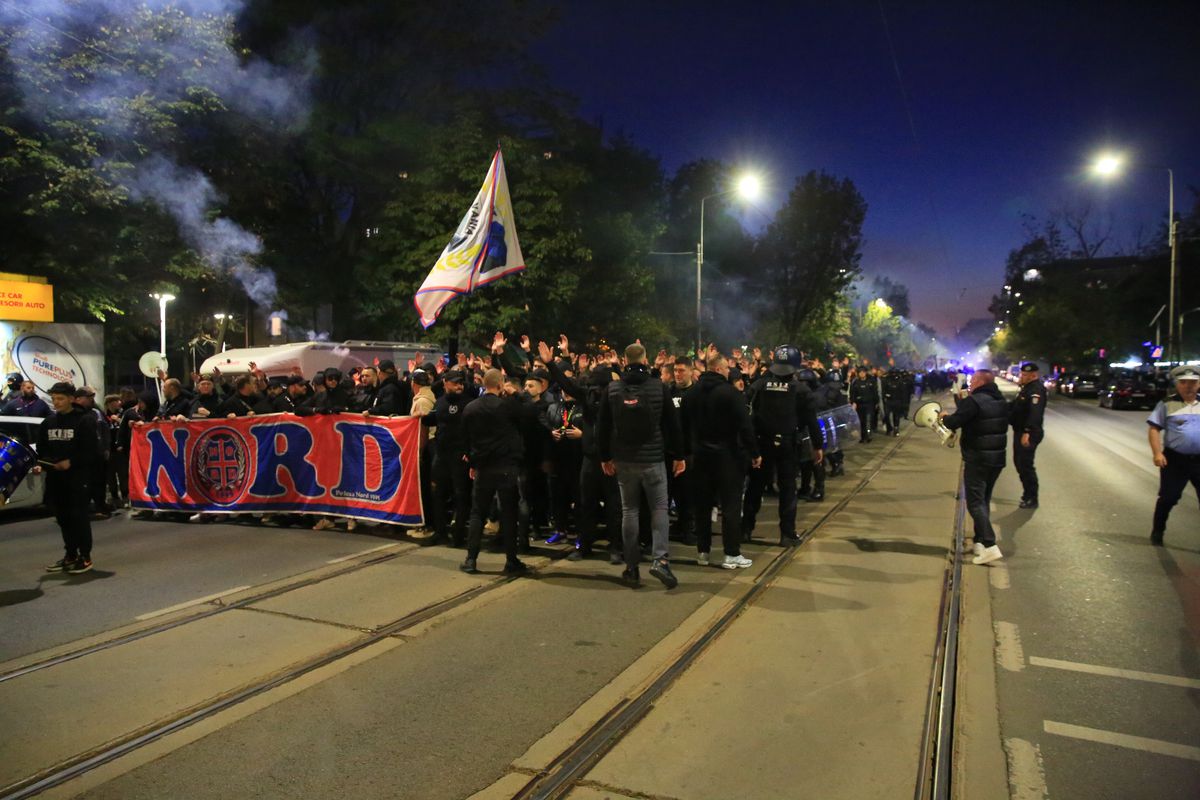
1010, 362, 1047, 509
741, 345, 823, 546
1146, 364, 1200, 545
34, 382, 100, 574
850, 367, 878, 443
429, 369, 475, 547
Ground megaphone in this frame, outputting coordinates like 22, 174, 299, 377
138, 351, 169, 378
913, 401, 958, 448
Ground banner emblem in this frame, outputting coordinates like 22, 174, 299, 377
191, 427, 250, 505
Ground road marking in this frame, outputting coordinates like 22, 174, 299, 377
326, 542, 401, 564
1004, 737, 1049, 800
1044, 720, 1200, 762
135, 586, 252, 620
989, 560, 1011, 589
994, 621, 1025, 672
1030, 656, 1200, 690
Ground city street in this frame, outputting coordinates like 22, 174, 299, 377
982, 390, 1200, 799
0, 394, 1196, 800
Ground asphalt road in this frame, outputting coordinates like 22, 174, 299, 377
0, 436, 898, 800
987, 389, 1200, 798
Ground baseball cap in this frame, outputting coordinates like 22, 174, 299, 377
74, 386, 96, 398
443, 369, 466, 384
1020, 362, 1039, 373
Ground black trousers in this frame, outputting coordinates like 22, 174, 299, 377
108, 450, 128, 504
963, 461, 1003, 547
1013, 431, 1043, 501
799, 457, 825, 495
1152, 449, 1200, 535
694, 451, 747, 556
577, 455, 621, 552
668, 457, 695, 538
857, 404, 875, 441
467, 466, 519, 561
742, 437, 798, 537
432, 452, 472, 544
549, 445, 582, 533
90, 457, 110, 512
886, 404, 906, 433
47, 471, 93, 559
519, 463, 549, 536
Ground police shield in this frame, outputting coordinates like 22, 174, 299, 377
816, 404, 860, 453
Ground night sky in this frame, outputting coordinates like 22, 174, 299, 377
533, 1, 1200, 338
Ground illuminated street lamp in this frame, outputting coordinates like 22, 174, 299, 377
150, 292, 176, 357
697, 172, 762, 353
1091, 151, 1179, 361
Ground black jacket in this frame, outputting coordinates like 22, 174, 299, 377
943, 382, 1009, 468
463, 392, 525, 470
597, 363, 683, 464
681, 371, 759, 458
36, 407, 99, 469
217, 391, 269, 417
748, 374, 822, 447
188, 392, 223, 418
314, 380, 358, 414
849, 378, 878, 406
374, 374, 412, 416
432, 389, 474, 459
1010, 380, 1046, 436
158, 389, 195, 419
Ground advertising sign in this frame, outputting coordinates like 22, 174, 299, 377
1, 322, 104, 396
0, 280, 53, 322
128, 414, 424, 526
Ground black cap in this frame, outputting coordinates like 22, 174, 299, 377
377, 359, 395, 372
324, 368, 343, 382
49, 382, 76, 396
286, 374, 306, 386
443, 369, 466, 384
554, 359, 573, 373
529, 368, 551, 384
1020, 362, 1039, 373
267, 376, 288, 388
411, 369, 432, 387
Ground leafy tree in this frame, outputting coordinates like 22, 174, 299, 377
750, 171, 866, 348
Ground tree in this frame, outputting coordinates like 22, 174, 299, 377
750, 171, 866, 348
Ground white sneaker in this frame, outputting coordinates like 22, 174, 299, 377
345, 519, 357, 532
188, 512, 206, 523
696, 551, 709, 566
973, 542, 984, 558
313, 518, 336, 531
722, 554, 753, 569
972, 545, 1003, 565
710, 509, 718, 523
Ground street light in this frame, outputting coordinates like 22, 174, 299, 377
697, 171, 762, 354
1091, 151, 1179, 362
150, 292, 176, 357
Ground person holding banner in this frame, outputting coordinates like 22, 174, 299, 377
461, 369, 528, 575
34, 382, 101, 574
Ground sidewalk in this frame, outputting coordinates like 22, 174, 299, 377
508, 431, 971, 800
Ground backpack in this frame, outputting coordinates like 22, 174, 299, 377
611, 380, 658, 443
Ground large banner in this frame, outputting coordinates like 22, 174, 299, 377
129, 414, 424, 525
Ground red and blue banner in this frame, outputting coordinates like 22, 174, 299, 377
129, 414, 424, 525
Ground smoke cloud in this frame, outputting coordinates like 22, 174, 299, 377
0, 0, 312, 308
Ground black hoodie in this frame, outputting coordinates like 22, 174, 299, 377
681, 371, 759, 458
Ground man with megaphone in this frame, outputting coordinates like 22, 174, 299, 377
939, 369, 1009, 565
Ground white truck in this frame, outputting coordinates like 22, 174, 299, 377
199, 340, 434, 379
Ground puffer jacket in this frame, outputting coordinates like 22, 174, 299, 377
942, 382, 1008, 468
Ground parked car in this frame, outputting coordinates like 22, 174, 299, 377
1098, 377, 1161, 410
0, 415, 47, 511
1063, 373, 1102, 398
1055, 372, 1077, 395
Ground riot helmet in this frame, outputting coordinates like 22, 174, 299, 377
768, 344, 802, 376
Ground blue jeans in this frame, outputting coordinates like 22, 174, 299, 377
615, 461, 669, 568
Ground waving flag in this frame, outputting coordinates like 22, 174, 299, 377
414, 148, 525, 328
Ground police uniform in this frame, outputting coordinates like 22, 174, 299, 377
1147, 365, 1200, 544
1009, 362, 1046, 508
741, 345, 822, 545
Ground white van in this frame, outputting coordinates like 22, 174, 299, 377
199, 340, 434, 379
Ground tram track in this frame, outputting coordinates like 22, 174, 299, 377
0, 539, 424, 685
913, 469, 968, 800
509, 430, 915, 800
2, 433, 913, 800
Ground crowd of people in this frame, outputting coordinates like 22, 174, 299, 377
7, 340, 984, 585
